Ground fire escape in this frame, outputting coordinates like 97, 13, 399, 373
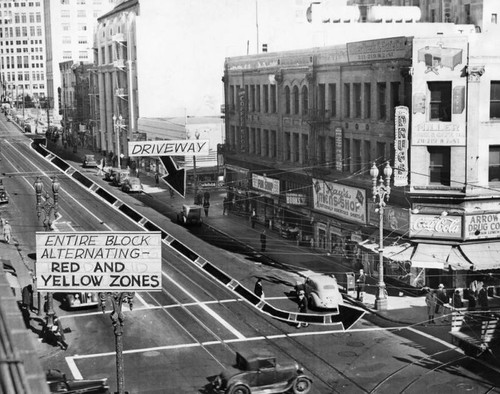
112, 32, 129, 158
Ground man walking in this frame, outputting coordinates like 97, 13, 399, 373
3, 220, 12, 244
203, 199, 210, 217
435, 284, 449, 321
297, 290, 309, 328
356, 269, 366, 302
260, 230, 267, 252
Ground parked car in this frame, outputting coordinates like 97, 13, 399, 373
177, 204, 203, 225
296, 274, 343, 312
212, 350, 312, 394
46, 369, 110, 393
103, 167, 119, 181
63, 292, 99, 309
0, 180, 9, 204
112, 169, 130, 186
82, 154, 98, 168
121, 177, 143, 193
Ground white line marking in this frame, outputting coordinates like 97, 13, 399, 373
134, 293, 149, 308
162, 271, 246, 340
65, 357, 83, 380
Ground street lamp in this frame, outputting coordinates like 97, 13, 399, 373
34, 175, 60, 325
193, 130, 200, 204
99, 292, 134, 394
370, 161, 392, 311
113, 114, 123, 169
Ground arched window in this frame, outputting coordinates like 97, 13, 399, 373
293, 86, 299, 115
302, 86, 309, 115
285, 86, 291, 114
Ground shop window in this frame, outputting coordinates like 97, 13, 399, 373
285, 86, 291, 114
490, 81, 500, 119
489, 145, 500, 182
428, 81, 451, 121
428, 146, 450, 185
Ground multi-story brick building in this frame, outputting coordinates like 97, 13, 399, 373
223, 29, 500, 291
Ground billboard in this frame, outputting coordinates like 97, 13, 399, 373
36, 231, 162, 291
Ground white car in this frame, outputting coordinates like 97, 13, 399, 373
296, 274, 343, 312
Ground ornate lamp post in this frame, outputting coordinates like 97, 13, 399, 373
113, 114, 123, 169
99, 292, 134, 394
34, 175, 60, 325
370, 161, 392, 311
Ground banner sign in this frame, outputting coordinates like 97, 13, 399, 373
128, 140, 209, 157
312, 179, 366, 224
286, 193, 307, 206
465, 213, 500, 240
394, 106, 409, 187
36, 231, 162, 291
252, 174, 280, 195
335, 127, 343, 171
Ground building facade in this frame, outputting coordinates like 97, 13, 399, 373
223, 31, 500, 291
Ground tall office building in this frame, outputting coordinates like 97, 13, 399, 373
0, 0, 46, 107
43, 0, 116, 116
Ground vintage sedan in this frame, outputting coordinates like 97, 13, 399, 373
177, 204, 203, 225
82, 154, 98, 168
47, 369, 110, 393
296, 274, 343, 312
212, 350, 312, 394
121, 177, 143, 193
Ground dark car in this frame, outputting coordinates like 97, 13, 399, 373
212, 350, 312, 394
82, 154, 98, 168
121, 177, 143, 193
46, 369, 110, 393
177, 204, 203, 225
0, 180, 8, 204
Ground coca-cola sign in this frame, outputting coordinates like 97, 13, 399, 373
409, 214, 462, 239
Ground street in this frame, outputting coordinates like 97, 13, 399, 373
2, 120, 500, 393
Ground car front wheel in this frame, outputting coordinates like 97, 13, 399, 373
293, 376, 312, 394
227, 384, 250, 394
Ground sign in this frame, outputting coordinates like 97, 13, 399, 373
368, 202, 409, 234
312, 179, 366, 224
465, 213, 500, 240
252, 174, 280, 195
347, 36, 411, 62
334, 127, 343, 172
238, 88, 247, 152
128, 140, 209, 157
412, 122, 465, 146
394, 106, 409, 187
286, 193, 307, 206
409, 214, 462, 239
36, 231, 162, 291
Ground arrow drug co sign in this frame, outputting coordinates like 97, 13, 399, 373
128, 140, 210, 157
36, 231, 162, 291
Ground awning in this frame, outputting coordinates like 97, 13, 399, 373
383, 243, 414, 262
460, 243, 500, 271
358, 239, 379, 253
411, 243, 451, 268
447, 247, 472, 270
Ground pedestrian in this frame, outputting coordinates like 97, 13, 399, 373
296, 290, 309, 328
309, 237, 314, 248
452, 289, 463, 309
222, 197, 228, 215
478, 282, 489, 311
251, 209, 257, 228
155, 172, 159, 185
3, 220, 12, 244
435, 283, 449, 321
254, 278, 264, 299
356, 269, 366, 302
203, 199, 210, 217
21, 284, 33, 328
468, 280, 478, 310
425, 288, 437, 325
52, 315, 68, 350
260, 230, 267, 252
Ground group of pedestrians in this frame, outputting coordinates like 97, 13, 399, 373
424, 284, 451, 324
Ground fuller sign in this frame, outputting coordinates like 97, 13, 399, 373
36, 231, 162, 291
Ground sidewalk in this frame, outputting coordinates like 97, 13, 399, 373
43, 140, 500, 328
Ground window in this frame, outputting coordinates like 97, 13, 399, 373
344, 138, 351, 171
263, 129, 269, 156
344, 83, 350, 118
377, 82, 386, 120
270, 130, 277, 158
255, 85, 260, 112
62, 36, 71, 44
318, 83, 325, 112
302, 134, 308, 163
364, 83, 371, 119
428, 81, 451, 121
391, 82, 400, 112
428, 146, 450, 185
353, 83, 361, 118
489, 146, 500, 181
256, 128, 261, 155
270, 84, 276, 113
293, 133, 299, 162
490, 81, 500, 119
353, 139, 361, 172
364, 140, 371, 167
61, 9, 70, 17
329, 83, 336, 117
318, 136, 326, 164
285, 132, 291, 161
263, 85, 269, 113
250, 85, 255, 112
285, 86, 291, 114
301, 86, 308, 115
293, 86, 299, 115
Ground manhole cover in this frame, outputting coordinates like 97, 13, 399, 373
346, 341, 365, 347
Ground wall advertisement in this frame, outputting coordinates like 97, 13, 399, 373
36, 231, 162, 292
409, 214, 462, 239
312, 179, 366, 224
252, 174, 280, 195
465, 213, 500, 240
394, 106, 409, 187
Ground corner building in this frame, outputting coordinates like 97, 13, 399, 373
223, 32, 500, 293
